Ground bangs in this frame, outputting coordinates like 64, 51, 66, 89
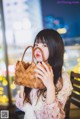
34, 37, 47, 44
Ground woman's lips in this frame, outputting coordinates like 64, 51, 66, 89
36, 53, 41, 57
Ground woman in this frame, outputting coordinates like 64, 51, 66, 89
15, 29, 73, 119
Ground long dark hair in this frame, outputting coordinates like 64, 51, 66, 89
34, 29, 64, 84
24, 29, 64, 103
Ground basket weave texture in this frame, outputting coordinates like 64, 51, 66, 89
15, 46, 51, 89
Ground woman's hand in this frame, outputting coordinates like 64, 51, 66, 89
34, 62, 54, 90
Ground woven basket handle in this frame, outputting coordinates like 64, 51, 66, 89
34, 47, 45, 61
21, 46, 34, 62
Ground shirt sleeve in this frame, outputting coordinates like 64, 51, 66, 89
57, 72, 73, 107
40, 72, 73, 119
15, 92, 28, 112
15, 92, 36, 119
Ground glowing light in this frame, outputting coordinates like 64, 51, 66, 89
3, 77, 6, 80
0, 87, 4, 91
57, 28, 67, 34
0, 95, 9, 103
2, 95, 9, 103
2, 80, 8, 86
0, 91, 3, 94
72, 58, 80, 73
54, 20, 59, 25
0, 76, 3, 81
10, 83, 16, 89
0, 96, 2, 102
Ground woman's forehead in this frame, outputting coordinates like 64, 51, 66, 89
35, 37, 46, 43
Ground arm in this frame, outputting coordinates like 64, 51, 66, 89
15, 91, 24, 111
15, 88, 36, 119
15, 86, 27, 112
35, 63, 73, 118
40, 73, 73, 119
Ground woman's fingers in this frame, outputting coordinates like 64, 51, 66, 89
42, 62, 50, 72
50, 66, 54, 77
36, 63, 47, 74
34, 68, 44, 76
35, 73, 44, 81
34, 63, 54, 88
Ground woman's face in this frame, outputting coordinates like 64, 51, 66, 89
34, 42, 49, 62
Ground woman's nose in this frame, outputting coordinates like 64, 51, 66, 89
35, 45, 42, 51
37, 44, 43, 50
36, 48, 41, 53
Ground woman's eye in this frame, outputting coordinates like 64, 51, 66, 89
34, 43, 38, 47
43, 44, 47, 47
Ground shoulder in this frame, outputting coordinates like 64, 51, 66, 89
62, 72, 70, 80
56, 72, 70, 91
62, 72, 71, 85
62, 72, 73, 91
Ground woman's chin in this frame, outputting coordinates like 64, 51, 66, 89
36, 58, 42, 62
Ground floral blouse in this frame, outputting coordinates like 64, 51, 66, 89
15, 72, 73, 119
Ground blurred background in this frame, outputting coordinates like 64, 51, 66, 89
0, 0, 80, 118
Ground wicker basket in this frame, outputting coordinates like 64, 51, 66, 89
15, 46, 51, 89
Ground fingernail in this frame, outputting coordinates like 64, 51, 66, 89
38, 62, 42, 64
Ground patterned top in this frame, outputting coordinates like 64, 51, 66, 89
15, 72, 73, 119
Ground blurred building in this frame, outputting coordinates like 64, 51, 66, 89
0, 0, 43, 106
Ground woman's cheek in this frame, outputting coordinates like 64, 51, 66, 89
44, 50, 49, 61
